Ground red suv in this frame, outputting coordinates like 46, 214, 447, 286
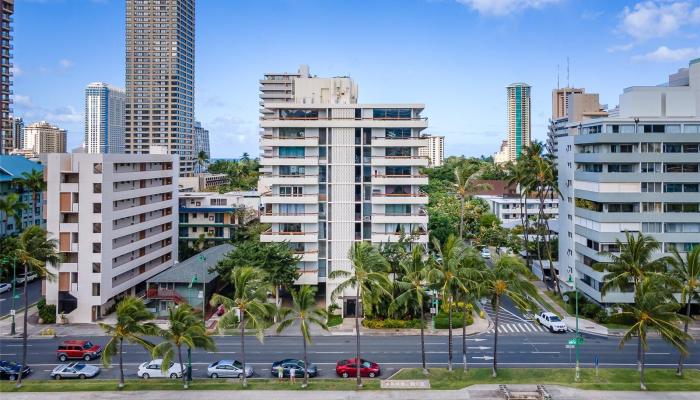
56, 340, 102, 362
336, 358, 380, 378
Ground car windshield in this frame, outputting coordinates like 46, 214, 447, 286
74, 363, 86, 371
549, 315, 561, 322
83, 342, 93, 349
233, 361, 243, 368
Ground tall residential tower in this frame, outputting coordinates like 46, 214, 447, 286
125, 0, 196, 176
507, 83, 531, 161
1, 0, 14, 154
85, 82, 126, 154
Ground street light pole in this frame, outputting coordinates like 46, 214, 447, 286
568, 274, 580, 382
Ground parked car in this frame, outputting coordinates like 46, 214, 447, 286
0, 283, 11, 294
480, 248, 491, 259
535, 311, 568, 333
207, 359, 253, 379
14, 272, 37, 285
270, 359, 318, 378
56, 340, 102, 362
137, 359, 184, 379
0, 360, 31, 381
51, 363, 100, 380
336, 358, 380, 378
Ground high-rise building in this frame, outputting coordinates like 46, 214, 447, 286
85, 82, 126, 154
493, 139, 510, 164
1, 0, 14, 155
0, 155, 44, 237
193, 121, 209, 173
558, 59, 700, 306
43, 153, 178, 323
418, 135, 444, 167
507, 83, 531, 161
11, 116, 23, 151
23, 121, 67, 154
125, 0, 196, 176
259, 67, 428, 313
548, 87, 607, 156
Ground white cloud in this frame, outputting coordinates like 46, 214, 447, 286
10, 65, 23, 77
455, 0, 560, 16
620, 1, 700, 40
607, 43, 635, 53
58, 58, 75, 69
12, 94, 82, 124
633, 45, 700, 61
13, 94, 33, 107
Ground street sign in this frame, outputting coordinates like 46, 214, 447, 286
565, 344, 575, 349
568, 336, 584, 345
562, 295, 570, 303
10, 309, 15, 316
430, 307, 436, 315
197, 290, 204, 299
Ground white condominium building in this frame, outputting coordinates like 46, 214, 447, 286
558, 59, 700, 306
259, 69, 428, 314
476, 194, 558, 229
43, 153, 178, 323
23, 121, 67, 154
419, 135, 444, 167
85, 82, 126, 154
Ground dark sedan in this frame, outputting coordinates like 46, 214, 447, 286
0, 361, 31, 381
270, 359, 318, 378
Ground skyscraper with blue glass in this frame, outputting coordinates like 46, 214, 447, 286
507, 82, 531, 161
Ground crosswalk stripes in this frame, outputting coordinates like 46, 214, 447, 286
487, 322, 575, 334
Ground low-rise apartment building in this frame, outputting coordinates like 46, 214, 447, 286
43, 153, 178, 323
0, 155, 44, 237
476, 194, 558, 229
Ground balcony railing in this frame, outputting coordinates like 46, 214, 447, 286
373, 174, 428, 178
374, 209, 428, 216
261, 229, 318, 236
262, 212, 317, 216
372, 192, 428, 197
373, 156, 426, 160
263, 116, 428, 121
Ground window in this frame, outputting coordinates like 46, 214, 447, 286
607, 203, 636, 213
683, 144, 699, 153
93, 203, 102, 213
607, 164, 634, 173
385, 166, 411, 176
280, 109, 318, 119
280, 223, 302, 233
665, 203, 700, 213
92, 243, 101, 253
279, 204, 305, 215
684, 124, 700, 133
279, 165, 305, 176
92, 283, 100, 296
664, 143, 682, 153
279, 147, 305, 158
665, 223, 700, 233
642, 222, 662, 233
641, 124, 665, 133
641, 162, 661, 173
214, 213, 224, 223
278, 127, 305, 139
386, 128, 411, 138
93, 223, 101, 233
279, 186, 303, 196
610, 144, 634, 153
641, 182, 661, 193
385, 204, 411, 215
581, 164, 602, 172
373, 108, 411, 119
385, 147, 411, 157
93, 183, 102, 194
640, 142, 661, 153
665, 163, 699, 173
93, 163, 102, 174
92, 263, 101, 273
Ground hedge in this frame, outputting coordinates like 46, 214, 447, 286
434, 312, 473, 329
362, 318, 425, 329
37, 297, 57, 324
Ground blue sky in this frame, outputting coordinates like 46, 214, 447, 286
11, 0, 700, 158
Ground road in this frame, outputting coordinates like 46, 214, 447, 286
1, 332, 698, 381
0, 279, 41, 317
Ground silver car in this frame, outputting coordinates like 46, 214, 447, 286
208, 359, 253, 379
51, 362, 100, 379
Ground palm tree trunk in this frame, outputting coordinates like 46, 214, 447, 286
540, 190, 561, 296
177, 344, 187, 389
118, 338, 125, 388
677, 303, 691, 376
302, 335, 309, 388
462, 306, 468, 372
636, 333, 642, 373
16, 264, 28, 388
447, 298, 453, 372
520, 191, 532, 270
639, 335, 646, 391
274, 286, 280, 323
492, 296, 499, 378
240, 312, 247, 387
419, 304, 428, 375
459, 199, 466, 240
355, 285, 362, 389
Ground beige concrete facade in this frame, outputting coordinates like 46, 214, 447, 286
23, 121, 67, 154
419, 135, 444, 167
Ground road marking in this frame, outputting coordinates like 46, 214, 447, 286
0, 353, 17, 356
315, 351, 345, 354
6, 344, 30, 347
531, 351, 560, 354
646, 352, 670, 355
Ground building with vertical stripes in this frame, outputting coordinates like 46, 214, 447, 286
85, 82, 126, 154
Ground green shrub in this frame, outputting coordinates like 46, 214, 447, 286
581, 303, 601, 319
434, 312, 473, 329
37, 297, 56, 324
362, 318, 424, 329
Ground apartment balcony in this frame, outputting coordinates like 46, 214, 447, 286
259, 230, 318, 243
371, 156, 429, 167
260, 156, 319, 166
261, 116, 428, 130
372, 210, 429, 224
260, 136, 318, 147
372, 137, 428, 147
372, 174, 428, 185
262, 174, 318, 186
60, 183, 79, 193
371, 193, 429, 205
371, 230, 429, 244
58, 223, 79, 232
260, 212, 318, 224
261, 193, 319, 204
295, 270, 319, 285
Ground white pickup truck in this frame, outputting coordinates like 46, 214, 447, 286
535, 311, 568, 333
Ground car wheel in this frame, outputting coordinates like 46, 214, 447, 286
369, 372, 376, 378
237, 373, 242, 379
9, 374, 17, 381
342, 372, 348, 378
549, 326, 554, 333
59, 354, 67, 362
142, 373, 150, 380
211, 373, 218, 379
84, 355, 92, 361
79, 374, 86, 380
170, 373, 178, 379
54, 374, 62, 380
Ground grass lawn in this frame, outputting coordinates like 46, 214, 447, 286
327, 314, 343, 328
0, 378, 381, 392
392, 368, 700, 391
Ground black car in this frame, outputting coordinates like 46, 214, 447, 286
270, 359, 318, 378
0, 360, 31, 381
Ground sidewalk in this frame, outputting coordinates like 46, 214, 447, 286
531, 280, 609, 336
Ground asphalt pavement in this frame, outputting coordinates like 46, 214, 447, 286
0, 279, 41, 318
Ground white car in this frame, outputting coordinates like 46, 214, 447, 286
0, 283, 11, 294
137, 359, 184, 379
480, 248, 491, 259
536, 311, 568, 333
15, 273, 37, 285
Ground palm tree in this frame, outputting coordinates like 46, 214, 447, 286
453, 163, 491, 240
12, 226, 61, 388
392, 246, 430, 375
276, 285, 328, 388
456, 248, 487, 372
427, 235, 468, 372
504, 161, 531, 268
668, 246, 700, 376
196, 150, 209, 175
613, 278, 691, 390
15, 168, 45, 218
152, 304, 216, 389
0, 193, 28, 233
99, 297, 158, 388
330, 241, 390, 388
480, 255, 536, 377
211, 266, 273, 387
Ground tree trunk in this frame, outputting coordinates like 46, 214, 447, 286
639, 335, 646, 391
447, 297, 453, 372
177, 344, 187, 389
355, 285, 362, 389
520, 191, 532, 270
677, 302, 691, 376
302, 334, 309, 388
636, 333, 642, 373
118, 338, 125, 388
462, 305, 468, 372
459, 199, 466, 240
492, 296, 499, 378
274, 286, 280, 323
16, 264, 28, 388
240, 311, 247, 387
541, 190, 561, 296
420, 304, 428, 375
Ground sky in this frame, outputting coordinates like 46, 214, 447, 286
11, 0, 700, 158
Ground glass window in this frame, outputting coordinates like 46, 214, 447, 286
641, 162, 661, 173
642, 222, 662, 233
373, 109, 411, 119
279, 147, 305, 158
385, 128, 411, 139
684, 124, 700, 133
280, 109, 318, 119
640, 142, 661, 153
642, 182, 661, 192
664, 183, 683, 193
279, 166, 305, 176
664, 143, 682, 153
620, 125, 636, 134
666, 125, 681, 133
683, 144, 699, 153
385, 204, 411, 215
385, 147, 411, 157
280, 223, 302, 233
278, 128, 305, 138
385, 166, 411, 176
